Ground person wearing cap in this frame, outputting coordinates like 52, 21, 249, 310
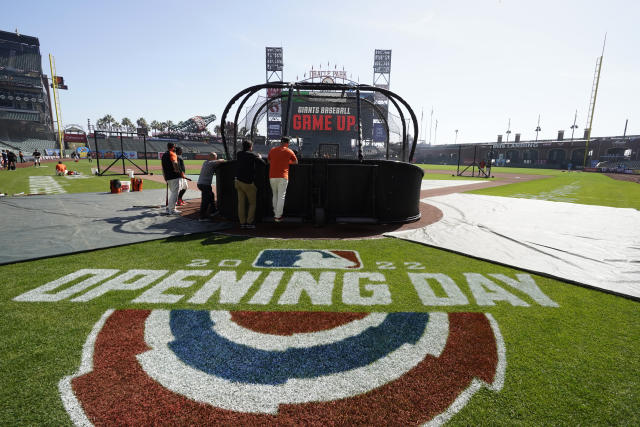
267, 136, 298, 222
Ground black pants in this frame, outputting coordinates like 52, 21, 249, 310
197, 183, 216, 218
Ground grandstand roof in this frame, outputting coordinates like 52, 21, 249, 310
0, 30, 39, 47
0, 110, 39, 121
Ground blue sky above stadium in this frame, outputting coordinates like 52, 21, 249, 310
2, 0, 639, 143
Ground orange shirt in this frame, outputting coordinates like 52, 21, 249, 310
56, 163, 67, 173
268, 146, 297, 179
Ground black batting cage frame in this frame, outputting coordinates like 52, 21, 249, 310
216, 82, 424, 226
456, 144, 494, 178
93, 130, 149, 176
220, 82, 419, 162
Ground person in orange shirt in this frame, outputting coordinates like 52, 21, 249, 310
55, 161, 67, 176
267, 136, 298, 221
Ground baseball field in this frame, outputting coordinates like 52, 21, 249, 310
0, 160, 638, 425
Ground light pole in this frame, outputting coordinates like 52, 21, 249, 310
428, 107, 434, 145
434, 119, 438, 145
505, 118, 511, 142
570, 110, 578, 140
454, 129, 459, 144
535, 114, 541, 141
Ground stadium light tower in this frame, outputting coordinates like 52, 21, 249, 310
454, 129, 459, 144
570, 110, 578, 140
535, 114, 541, 141
265, 47, 284, 143
505, 118, 512, 142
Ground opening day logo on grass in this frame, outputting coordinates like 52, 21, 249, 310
13, 249, 560, 425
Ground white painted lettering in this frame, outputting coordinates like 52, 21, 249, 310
404, 262, 425, 270
248, 271, 284, 305
278, 272, 335, 305
71, 270, 168, 302
408, 273, 469, 306
132, 270, 212, 304
489, 274, 559, 307
187, 259, 209, 267
465, 273, 529, 306
13, 269, 119, 302
342, 272, 391, 305
219, 259, 241, 267
376, 261, 396, 270
189, 271, 261, 304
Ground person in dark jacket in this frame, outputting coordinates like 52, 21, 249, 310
6, 150, 17, 170
161, 142, 186, 215
235, 140, 265, 229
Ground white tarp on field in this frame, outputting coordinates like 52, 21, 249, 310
387, 194, 640, 300
420, 180, 487, 190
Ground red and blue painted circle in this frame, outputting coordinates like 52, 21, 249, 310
61, 310, 504, 425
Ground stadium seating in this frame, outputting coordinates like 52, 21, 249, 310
0, 138, 57, 152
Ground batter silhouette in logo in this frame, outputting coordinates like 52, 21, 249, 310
59, 309, 505, 425
253, 249, 362, 269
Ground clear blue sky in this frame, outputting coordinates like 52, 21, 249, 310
3, 0, 639, 143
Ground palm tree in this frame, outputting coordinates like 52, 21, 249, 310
136, 117, 148, 130
165, 120, 175, 132
121, 117, 134, 132
100, 114, 116, 130
213, 125, 221, 137
150, 120, 160, 135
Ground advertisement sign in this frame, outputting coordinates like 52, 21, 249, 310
76, 146, 89, 159
281, 95, 374, 144
373, 122, 386, 142
97, 151, 137, 159
64, 133, 87, 143
267, 121, 282, 139
267, 88, 282, 114
44, 148, 60, 156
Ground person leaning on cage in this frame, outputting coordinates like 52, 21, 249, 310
197, 152, 224, 221
267, 136, 297, 222
161, 142, 187, 215
235, 139, 265, 229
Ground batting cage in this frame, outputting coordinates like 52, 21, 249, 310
217, 81, 423, 226
456, 144, 494, 178
91, 130, 150, 176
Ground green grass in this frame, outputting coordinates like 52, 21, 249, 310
1, 161, 639, 425
418, 163, 568, 176
470, 172, 640, 209
0, 235, 638, 425
0, 160, 181, 195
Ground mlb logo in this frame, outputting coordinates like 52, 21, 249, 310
253, 249, 362, 269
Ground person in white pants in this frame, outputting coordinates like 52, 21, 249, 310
267, 137, 298, 222
160, 142, 187, 215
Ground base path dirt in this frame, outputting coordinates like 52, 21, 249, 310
603, 173, 640, 184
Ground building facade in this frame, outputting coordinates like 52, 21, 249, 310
0, 30, 53, 140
